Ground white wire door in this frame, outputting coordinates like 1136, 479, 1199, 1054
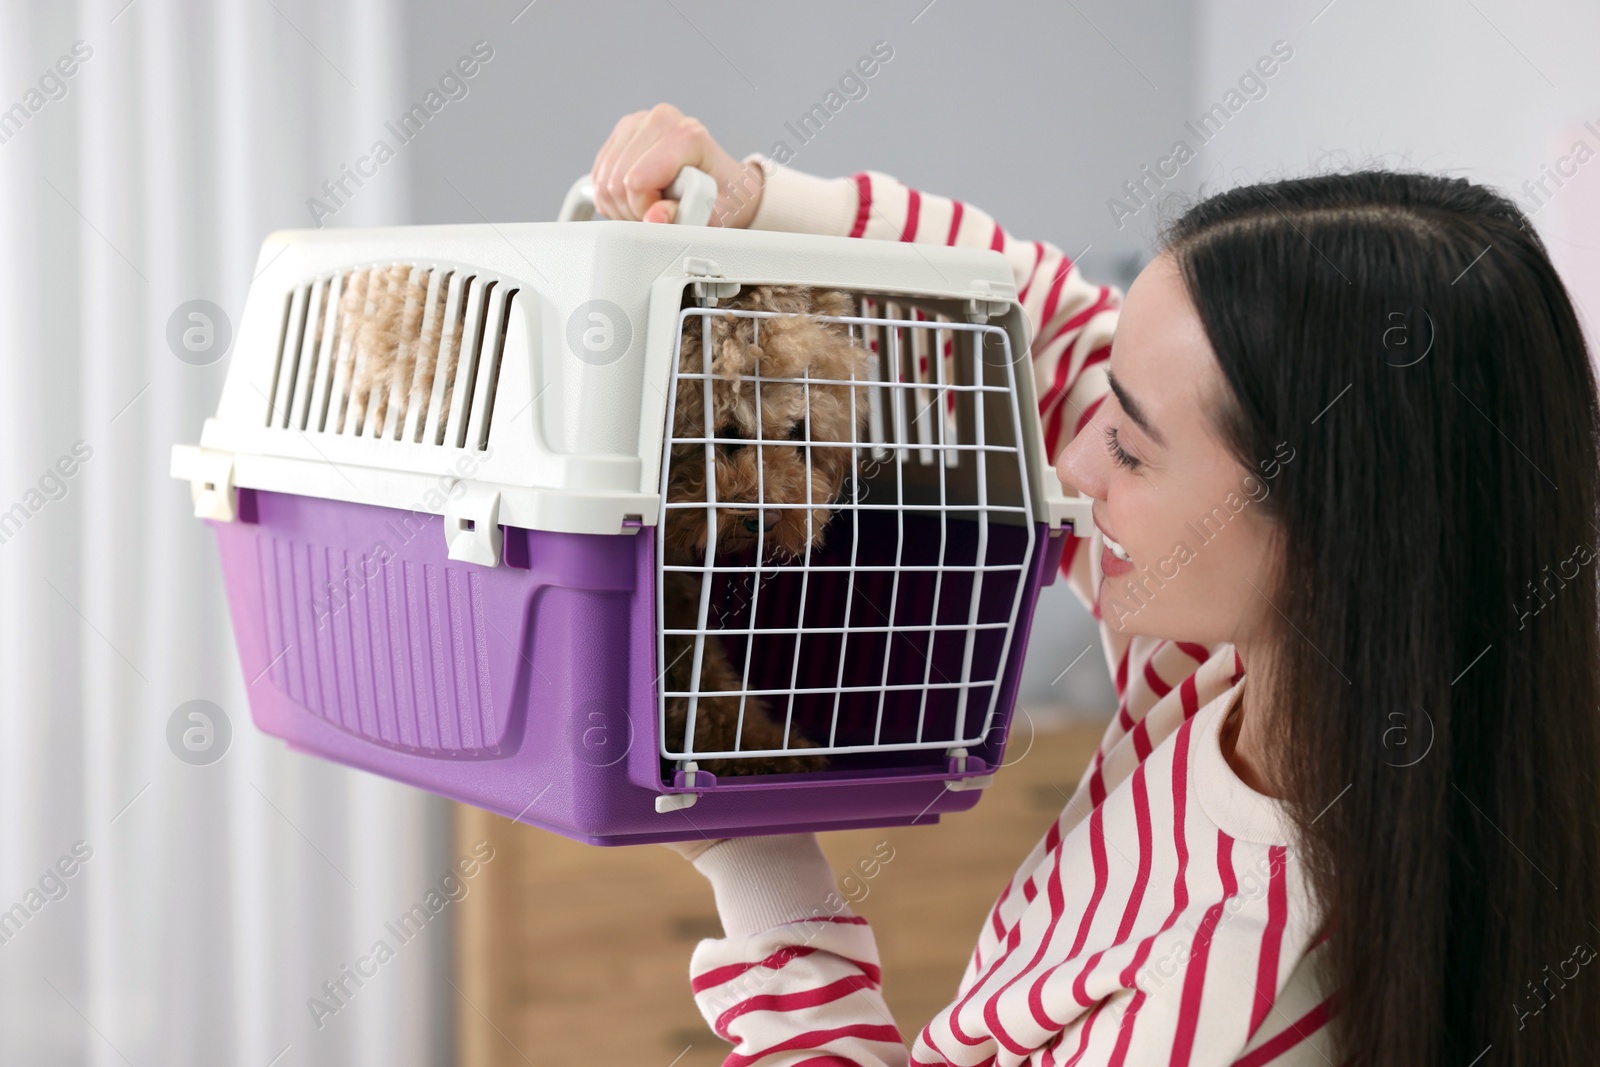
656, 292, 1039, 772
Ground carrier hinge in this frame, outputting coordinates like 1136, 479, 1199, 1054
443, 482, 503, 567
945, 746, 995, 792
655, 760, 701, 812
964, 279, 1016, 323
683, 257, 741, 307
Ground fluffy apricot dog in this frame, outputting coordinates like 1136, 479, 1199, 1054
660, 285, 872, 777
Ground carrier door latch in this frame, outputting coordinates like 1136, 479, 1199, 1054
173, 445, 237, 523
444, 482, 503, 567
1049, 493, 1095, 537
684, 257, 741, 307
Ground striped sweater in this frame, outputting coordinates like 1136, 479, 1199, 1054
681, 155, 1337, 1066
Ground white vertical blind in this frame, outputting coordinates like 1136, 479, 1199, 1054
0, 2, 451, 1063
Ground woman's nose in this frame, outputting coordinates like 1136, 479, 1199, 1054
1056, 419, 1107, 500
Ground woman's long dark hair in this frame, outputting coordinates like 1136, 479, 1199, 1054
1160, 172, 1600, 1065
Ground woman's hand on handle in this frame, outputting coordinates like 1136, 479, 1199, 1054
591, 103, 764, 227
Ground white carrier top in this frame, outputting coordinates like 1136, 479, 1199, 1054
171, 216, 1091, 553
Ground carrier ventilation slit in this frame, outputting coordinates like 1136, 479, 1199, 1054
476, 288, 518, 451
258, 265, 515, 451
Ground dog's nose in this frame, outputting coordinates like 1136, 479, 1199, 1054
741, 511, 781, 534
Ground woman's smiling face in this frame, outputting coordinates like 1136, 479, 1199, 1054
1056, 250, 1283, 645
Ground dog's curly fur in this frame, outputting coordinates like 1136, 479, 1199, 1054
662, 284, 872, 777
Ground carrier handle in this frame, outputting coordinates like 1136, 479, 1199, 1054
558, 165, 718, 226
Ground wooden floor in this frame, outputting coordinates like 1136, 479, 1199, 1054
453, 715, 1108, 1067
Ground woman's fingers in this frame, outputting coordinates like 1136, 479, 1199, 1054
594, 103, 681, 220
622, 112, 713, 221
592, 108, 658, 220
589, 103, 759, 226
643, 199, 677, 225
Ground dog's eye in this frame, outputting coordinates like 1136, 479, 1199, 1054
717, 427, 747, 454
785, 421, 807, 441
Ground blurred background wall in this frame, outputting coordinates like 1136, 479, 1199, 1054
0, 0, 1595, 1062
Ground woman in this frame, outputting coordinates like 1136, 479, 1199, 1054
589, 104, 1600, 1066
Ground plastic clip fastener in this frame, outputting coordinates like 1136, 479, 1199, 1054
444, 482, 503, 567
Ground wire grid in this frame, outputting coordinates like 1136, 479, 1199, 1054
655, 296, 1038, 765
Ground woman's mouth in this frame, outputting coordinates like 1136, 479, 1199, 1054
1098, 527, 1135, 577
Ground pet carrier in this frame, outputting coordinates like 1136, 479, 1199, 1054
171, 167, 1094, 845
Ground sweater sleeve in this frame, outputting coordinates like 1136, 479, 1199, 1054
678, 159, 1143, 1067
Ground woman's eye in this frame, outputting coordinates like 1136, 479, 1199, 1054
1103, 424, 1141, 472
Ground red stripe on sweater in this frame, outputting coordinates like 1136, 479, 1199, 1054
983, 810, 1082, 1053
990, 222, 1005, 251
991, 879, 1014, 942
1229, 997, 1335, 1067
1041, 342, 1110, 457
1247, 846, 1291, 1038
1037, 255, 1079, 334
1018, 241, 1048, 303
1118, 765, 1156, 943
1042, 285, 1117, 352
1021, 803, 1110, 1032
1106, 988, 1149, 1067
946, 200, 965, 245
1179, 673, 1201, 720
1116, 696, 1135, 731
1089, 761, 1107, 808
849, 173, 872, 239
1169, 831, 1239, 1067
693, 945, 818, 994
948, 862, 1040, 1048
714, 974, 879, 1042
1066, 764, 1155, 1012
1143, 641, 1174, 699
727, 1023, 903, 1067
902, 188, 921, 242
1115, 716, 1196, 990
1132, 716, 1153, 762
1061, 998, 1108, 1067
1059, 535, 1083, 584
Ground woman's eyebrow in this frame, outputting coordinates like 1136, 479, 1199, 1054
1107, 370, 1167, 449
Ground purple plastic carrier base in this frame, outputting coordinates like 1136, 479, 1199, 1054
208, 488, 1062, 846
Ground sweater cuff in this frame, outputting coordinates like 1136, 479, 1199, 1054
690, 832, 852, 938
741, 152, 860, 237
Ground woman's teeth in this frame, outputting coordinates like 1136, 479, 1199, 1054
1104, 534, 1132, 562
